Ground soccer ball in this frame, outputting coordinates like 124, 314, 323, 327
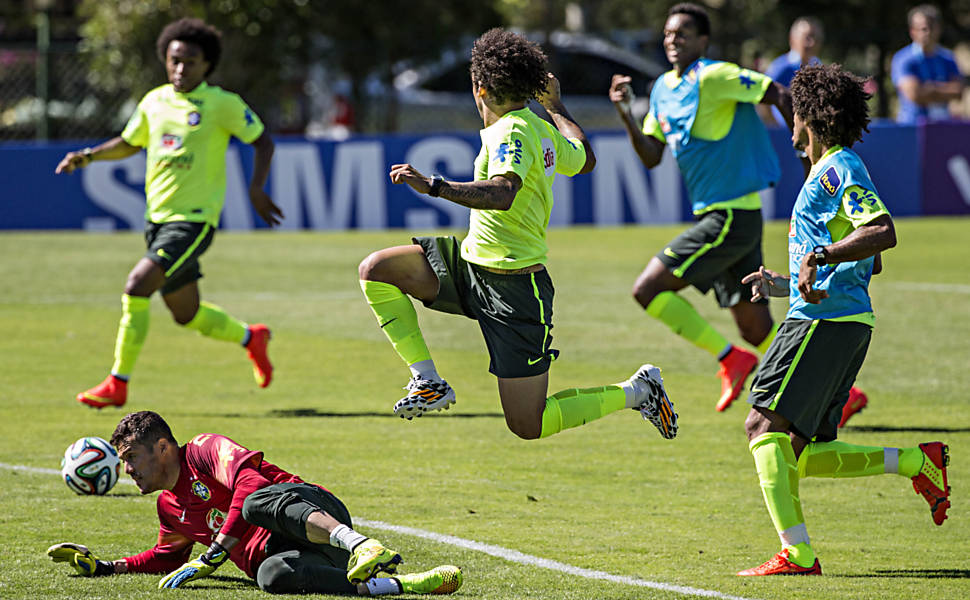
61, 436, 120, 495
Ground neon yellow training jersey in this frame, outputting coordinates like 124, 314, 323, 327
461, 107, 586, 269
121, 81, 265, 226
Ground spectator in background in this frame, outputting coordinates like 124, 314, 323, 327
757, 17, 824, 127
891, 4, 965, 124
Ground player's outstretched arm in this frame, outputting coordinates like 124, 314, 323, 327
54, 136, 139, 175
47, 543, 117, 577
158, 541, 232, 589
609, 74, 665, 168
389, 163, 521, 211
247, 131, 284, 227
536, 72, 595, 174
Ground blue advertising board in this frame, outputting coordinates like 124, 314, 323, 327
0, 122, 961, 231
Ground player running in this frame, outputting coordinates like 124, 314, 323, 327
48, 411, 462, 595
55, 18, 282, 408
358, 28, 677, 441
737, 63, 950, 576
609, 3, 868, 419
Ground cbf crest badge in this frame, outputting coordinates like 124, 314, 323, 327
188, 111, 202, 126
191, 480, 211, 501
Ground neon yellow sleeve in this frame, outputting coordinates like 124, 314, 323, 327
555, 135, 586, 177
121, 98, 149, 148
840, 185, 890, 228
220, 92, 264, 143
641, 112, 666, 143
699, 62, 773, 104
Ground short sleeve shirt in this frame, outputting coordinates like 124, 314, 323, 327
153, 434, 303, 578
461, 107, 586, 269
642, 61, 773, 143
122, 82, 264, 226
891, 43, 963, 124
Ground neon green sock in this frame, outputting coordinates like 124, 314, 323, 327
750, 432, 815, 567
757, 322, 778, 354
110, 294, 150, 377
184, 301, 248, 343
540, 385, 626, 438
798, 440, 889, 478
645, 291, 729, 357
360, 280, 432, 367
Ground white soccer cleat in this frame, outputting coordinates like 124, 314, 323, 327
629, 364, 678, 439
393, 377, 457, 420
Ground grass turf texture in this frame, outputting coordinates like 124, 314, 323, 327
0, 217, 967, 600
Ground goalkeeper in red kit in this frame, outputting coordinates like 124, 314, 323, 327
47, 411, 462, 596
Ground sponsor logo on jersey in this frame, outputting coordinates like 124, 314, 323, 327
541, 138, 556, 176
819, 166, 841, 196
844, 185, 880, 215
188, 111, 202, 126
789, 241, 808, 256
191, 480, 211, 501
161, 133, 182, 150
659, 115, 671, 134
493, 139, 523, 165
244, 108, 255, 126
788, 215, 796, 238
738, 71, 755, 89
206, 508, 226, 533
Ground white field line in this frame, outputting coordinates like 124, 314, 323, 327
5, 462, 759, 600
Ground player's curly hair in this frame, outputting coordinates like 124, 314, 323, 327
669, 3, 711, 37
156, 18, 222, 76
470, 28, 548, 105
790, 63, 871, 148
111, 411, 178, 450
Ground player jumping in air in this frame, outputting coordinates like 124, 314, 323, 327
48, 410, 462, 595
609, 3, 868, 419
737, 63, 950, 576
358, 28, 677, 441
55, 19, 282, 408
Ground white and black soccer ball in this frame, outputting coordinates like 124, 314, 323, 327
61, 436, 120, 495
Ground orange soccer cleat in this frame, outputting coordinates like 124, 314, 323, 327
912, 441, 951, 526
245, 324, 273, 388
76, 375, 127, 409
838, 386, 868, 427
715, 347, 758, 412
737, 548, 822, 576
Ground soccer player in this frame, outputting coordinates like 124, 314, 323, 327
47, 411, 462, 595
55, 18, 283, 408
736, 64, 950, 576
891, 4, 966, 124
757, 17, 824, 128
358, 28, 677, 441
609, 3, 866, 418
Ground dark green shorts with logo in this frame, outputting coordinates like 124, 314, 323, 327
415, 235, 558, 379
657, 208, 766, 308
747, 318, 872, 442
144, 221, 214, 295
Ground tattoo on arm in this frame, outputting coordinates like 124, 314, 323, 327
440, 177, 519, 210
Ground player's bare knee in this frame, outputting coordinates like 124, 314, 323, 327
505, 415, 541, 440
357, 252, 380, 281
744, 409, 771, 441
632, 280, 657, 308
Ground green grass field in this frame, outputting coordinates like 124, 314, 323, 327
1, 217, 967, 600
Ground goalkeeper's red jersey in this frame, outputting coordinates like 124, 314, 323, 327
123, 433, 318, 578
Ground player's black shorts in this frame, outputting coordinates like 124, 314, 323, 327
243, 482, 352, 568
747, 318, 872, 442
143, 221, 214, 295
657, 208, 766, 308
415, 235, 559, 379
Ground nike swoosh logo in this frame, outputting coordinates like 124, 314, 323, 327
663, 248, 680, 259
527, 357, 544, 365
751, 388, 771, 394
380, 318, 397, 329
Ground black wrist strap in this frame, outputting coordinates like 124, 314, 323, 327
94, 560, 115, 577
428, 175, 444, 197
202, 541, 229, 566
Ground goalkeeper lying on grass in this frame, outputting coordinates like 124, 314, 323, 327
48, 410, 462, 596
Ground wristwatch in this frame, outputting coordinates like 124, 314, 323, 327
812, 245, 828, 266
428, 175, 444, 197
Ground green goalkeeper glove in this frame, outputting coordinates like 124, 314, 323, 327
47, 543, 114, 576
158, 542, 229, 589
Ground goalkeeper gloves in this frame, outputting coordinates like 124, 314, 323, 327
47, 542, 114, 577
158, 542, 229, 589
